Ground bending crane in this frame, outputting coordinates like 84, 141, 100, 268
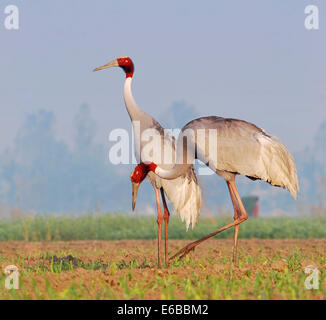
137, 116, 299, 264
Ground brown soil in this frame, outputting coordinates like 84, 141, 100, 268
0, 239, 325, 300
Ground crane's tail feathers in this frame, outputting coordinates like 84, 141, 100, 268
255, 135, 299, 199
161, 166, 202, 231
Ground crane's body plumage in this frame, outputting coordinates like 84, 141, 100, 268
185, 116, 299, 199
155, 116, 299, 200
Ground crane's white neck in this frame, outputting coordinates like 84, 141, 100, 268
124, 77, 143, 121
123, 76, 156, 163
154, 163, 192, 180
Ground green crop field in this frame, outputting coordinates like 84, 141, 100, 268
0, 213, 326, 241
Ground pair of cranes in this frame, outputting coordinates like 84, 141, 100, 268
94, 56, 299, 268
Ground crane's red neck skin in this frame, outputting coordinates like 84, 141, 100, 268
148, 162, 157, 173
117, 57, 134, 78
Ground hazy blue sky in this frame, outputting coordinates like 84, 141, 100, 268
1, 0, 325, 153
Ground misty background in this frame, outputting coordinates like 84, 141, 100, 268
0, 1, 325, 217
0, 102, 325, 217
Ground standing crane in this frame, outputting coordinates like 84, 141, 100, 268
135, 116, 299, 265
93, 57, 202, 268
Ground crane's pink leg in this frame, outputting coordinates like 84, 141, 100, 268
169, 180, 248, 263
154, 186, 163, 268
229, 181, 248, 264
160, 188, 170, 267
227, 182, 241, 265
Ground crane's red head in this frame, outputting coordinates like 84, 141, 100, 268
93, 56, 134, 78
130, 162, 157, 182
130, 163, 148, 211
130, 162, 158, 211
130, 163, 148, 184
117, 56, 134, 78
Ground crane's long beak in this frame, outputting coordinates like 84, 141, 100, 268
132, 182, 140, 211
93, 59, 119, 72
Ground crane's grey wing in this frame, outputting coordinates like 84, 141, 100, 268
183, 116, 299, 199
160, 165, 202, 230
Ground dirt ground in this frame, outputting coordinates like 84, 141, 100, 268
0, 239, 325, 299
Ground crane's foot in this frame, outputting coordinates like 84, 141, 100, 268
232, 253, 240, 267
169, 242, 197, 261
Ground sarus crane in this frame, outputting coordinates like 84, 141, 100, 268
135, 116, 299, 265
93, 57, 202, 268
